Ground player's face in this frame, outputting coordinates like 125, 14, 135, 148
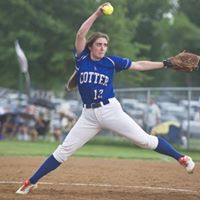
89, 37, 108, 60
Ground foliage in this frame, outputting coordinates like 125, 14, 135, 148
0, 0, 200, 90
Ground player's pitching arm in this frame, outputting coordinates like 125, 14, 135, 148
75, 4, 104, 56
67, 3, 110, 91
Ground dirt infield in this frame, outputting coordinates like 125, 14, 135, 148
0, 156, 199, 200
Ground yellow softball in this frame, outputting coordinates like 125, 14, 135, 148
101, 3, 114, 16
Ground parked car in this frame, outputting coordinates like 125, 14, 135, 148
120, 98, 146, 126
158, 102, 187, 122
182, 120, 200, 138
179, 100, 200, 120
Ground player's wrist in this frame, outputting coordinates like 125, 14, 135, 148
95, 6, 104, 17
163, 59, 172, 69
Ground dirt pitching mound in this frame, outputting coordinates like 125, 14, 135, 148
0, 156, 199, 200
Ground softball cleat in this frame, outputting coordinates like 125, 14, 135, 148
178, 155, 195, 174
16, 180, 38, 194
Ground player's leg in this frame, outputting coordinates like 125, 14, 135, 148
101, 98, 195, 173
16, 109, 101, 194
101, 98, 159, 149
106, 112, 182, 158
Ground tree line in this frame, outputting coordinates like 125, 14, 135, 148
0, 0, 200, 91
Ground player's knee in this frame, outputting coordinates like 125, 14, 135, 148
137, 135, 158, 150
53, 144, 74, 163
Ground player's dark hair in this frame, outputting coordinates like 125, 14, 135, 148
86, 32, 109, 48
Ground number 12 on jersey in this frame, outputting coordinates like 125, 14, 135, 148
94, 89, 104, 100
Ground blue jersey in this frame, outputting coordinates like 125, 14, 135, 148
75, 49, 132, 104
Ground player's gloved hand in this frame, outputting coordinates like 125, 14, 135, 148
163, 51, 200, 72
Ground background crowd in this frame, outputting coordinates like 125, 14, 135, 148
0, 90, 77, 142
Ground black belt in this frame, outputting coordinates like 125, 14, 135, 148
84, 99, 110, 109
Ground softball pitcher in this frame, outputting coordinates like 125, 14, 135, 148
16, 2, 195, 195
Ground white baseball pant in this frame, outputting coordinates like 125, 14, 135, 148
53, 97, 158, 163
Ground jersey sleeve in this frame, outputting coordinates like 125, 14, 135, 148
109, 55, 132, 72
74, 48, 90, 71
75, 48, 89, 60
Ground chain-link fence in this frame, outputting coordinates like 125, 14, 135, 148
1, 87, 200, 150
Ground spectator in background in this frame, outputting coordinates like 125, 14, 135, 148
15, 114, 29, 141
35, 112, 49, 138
143, 96, 161, 133
61, 113, 76, 142
194, 97, 200, 121
27, 118, 38, 142
51, 113, 62, 142
2, 114, 16, 138
0, 121, 3, 140
194, 107, 200, 121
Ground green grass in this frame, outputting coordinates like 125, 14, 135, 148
0, 140, 59, 156
0, 136, 199, 161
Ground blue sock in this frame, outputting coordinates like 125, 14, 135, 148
155, 137, 183, 160
29, 155, 61, 184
